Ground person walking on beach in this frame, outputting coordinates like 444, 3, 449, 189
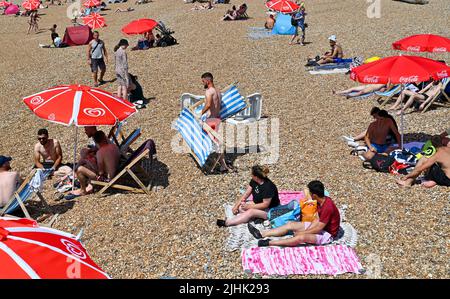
114, 39, 130, 100
87, 31, 108, 87
289, 4, 306, 45
199, 72, 232, 173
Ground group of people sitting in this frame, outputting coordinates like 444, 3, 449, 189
131, 30, 162, 50
0, 126, 124, 206
216, 165, 341, 248
222, 3, 247, 20
343, 107, 450, 188
335, 77, 445, 114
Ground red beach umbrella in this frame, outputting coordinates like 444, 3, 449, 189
83, 0, 100, 8
83, 13, 107, 29
392, 34, 450, 53
121, 18, 158, 35
22, 0, 39, 11
23, 84, 136, 126
0, 217, 110, 279
265, 0, 299, 13
350, 55, 450, 84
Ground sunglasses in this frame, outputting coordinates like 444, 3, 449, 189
38, 137, 48, 141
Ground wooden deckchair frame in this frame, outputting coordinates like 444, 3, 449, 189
377, 84, 401, 106
422, 79, 450, 113
0, 169, 56, 226
91, 148, 154, 196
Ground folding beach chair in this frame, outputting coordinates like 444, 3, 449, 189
227, 93, 263, 124
421, 77, 450, 113
375, 85, 402, 106
175, 85, 248, 173
91, 139, 157, 196
109, 123, 142, 155
0, 169, 53, 220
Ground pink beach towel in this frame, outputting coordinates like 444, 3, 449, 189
242, 245, 363, 276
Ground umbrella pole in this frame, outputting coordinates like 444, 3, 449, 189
72, 126, 78, 191
400, 84, 404, 150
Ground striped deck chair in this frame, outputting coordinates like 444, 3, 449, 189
422, 77, 450, 113
375, 85, 402, 106
175, 108, 215, 171
0, 169, 52, 220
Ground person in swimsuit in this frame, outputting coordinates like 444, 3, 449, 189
199, 72, 232, 173
217, 165, 280, 227
388, 80, 443, 115
362, 110, 401, 160
33, 128, 63, 170
316, 35, 343, 65
0, 156, 21, 208
397, 135, 450, 188
264, 13, 275, 30
333, 83, 388, 98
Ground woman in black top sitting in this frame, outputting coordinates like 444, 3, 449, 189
217, 165, 280, 227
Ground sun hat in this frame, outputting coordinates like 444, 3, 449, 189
329, 35, 337, 42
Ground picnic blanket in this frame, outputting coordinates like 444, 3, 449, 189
247, 27, 274, 40
242, 244, 363, 276
224, 191, 358, 251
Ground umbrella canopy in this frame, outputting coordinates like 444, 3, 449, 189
23, 84, 137, 126
83, 13, 106, 29
83, 0, 100, 8
0, 217, 110, 279
350, 55, 450, 84
121, 18, 158, 35
22, 0, 39, 11
265, 0, 299, 13
0, 1, 11, 8
392, 34, 450, 53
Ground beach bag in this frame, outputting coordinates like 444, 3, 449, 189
363, 154, 395, 172
290, 17, 298, 26
267, 200, 301, 229
300, 199, 318, 222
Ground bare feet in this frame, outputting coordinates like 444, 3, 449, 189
421, 180, 437, 188
396, 178, 413, 188
396, 110, 404, 116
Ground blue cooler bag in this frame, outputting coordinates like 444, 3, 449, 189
267, 200, 301, 229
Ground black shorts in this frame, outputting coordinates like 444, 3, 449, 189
90, 58, 106, 73
425, 163, 450, 187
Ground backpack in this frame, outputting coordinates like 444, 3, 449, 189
299, 198, 318, 222
291, 17, 298, 26
363, 154, 395, 172
267, 200, 301, 229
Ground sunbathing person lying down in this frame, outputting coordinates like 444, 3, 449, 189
216, 165, 280, 227
248, 180, 341, 247
333, 84, 387, 98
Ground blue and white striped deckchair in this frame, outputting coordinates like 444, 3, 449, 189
193, 86, 247, 121
175, 108, 214, 168
1, 169, 53, 219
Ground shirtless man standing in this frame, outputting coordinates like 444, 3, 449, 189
69, 130, 120, 198
0, 156, 21, 208
317, 35, 344, 65
199, 72, 232, 173
397, 135, 450, 188
34, 128, 63, 170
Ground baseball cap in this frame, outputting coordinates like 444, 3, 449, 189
329, 35, 337, 42
0, 156, 12, 167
